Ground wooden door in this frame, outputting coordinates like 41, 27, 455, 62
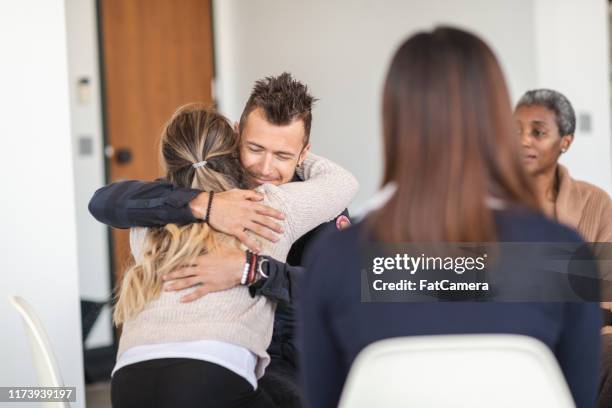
99, 0, 214, 284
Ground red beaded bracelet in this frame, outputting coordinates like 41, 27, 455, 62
247, 252, 258, 285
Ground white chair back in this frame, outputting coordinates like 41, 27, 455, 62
8, 295, 70, 408
338, 334, 575, 408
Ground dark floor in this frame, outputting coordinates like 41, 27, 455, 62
86, 381, 111, 408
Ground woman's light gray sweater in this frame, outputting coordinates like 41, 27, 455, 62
117, 153, 358, 377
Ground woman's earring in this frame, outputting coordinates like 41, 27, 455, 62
561, 148, 567, 153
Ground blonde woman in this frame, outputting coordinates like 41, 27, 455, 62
109, 104, 358, 407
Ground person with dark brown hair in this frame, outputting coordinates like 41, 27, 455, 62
299, 27, 600, 408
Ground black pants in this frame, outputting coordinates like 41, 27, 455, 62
111, 358, 277, 408
260, 303, 303, 408
259, 354, 302, 408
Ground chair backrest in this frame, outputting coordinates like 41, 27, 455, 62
338, 334, 575, 408
8, 296, 70, 408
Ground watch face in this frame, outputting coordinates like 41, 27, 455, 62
335, 215, 351, 230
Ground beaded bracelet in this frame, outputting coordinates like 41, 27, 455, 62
240, 250, 251, 285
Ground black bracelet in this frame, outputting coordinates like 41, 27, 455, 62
204, 191, 214, 223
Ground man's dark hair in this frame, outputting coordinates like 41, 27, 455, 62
239, 72, 316, 145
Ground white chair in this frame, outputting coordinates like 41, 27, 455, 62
338, 334, 575, 408
8, 295, 70, 408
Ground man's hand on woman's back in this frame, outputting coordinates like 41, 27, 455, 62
189, 189, 285, 252
162, 246, 245, 302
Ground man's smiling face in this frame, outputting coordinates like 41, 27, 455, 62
239, 107, 310, 187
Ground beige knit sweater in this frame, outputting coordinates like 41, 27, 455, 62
555, 164, 612, 243
117, 153, 358, 378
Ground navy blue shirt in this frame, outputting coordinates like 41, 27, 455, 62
299, 209, 601, 408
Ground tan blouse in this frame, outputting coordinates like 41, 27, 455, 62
555, 164, 612, 243
555, 165, 612, 302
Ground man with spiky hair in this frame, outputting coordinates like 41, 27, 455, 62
90, 73, 352, 407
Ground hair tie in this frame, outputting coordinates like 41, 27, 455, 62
192, 160, 207, 169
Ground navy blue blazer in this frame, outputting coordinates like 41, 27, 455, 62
299, 209, 601, 408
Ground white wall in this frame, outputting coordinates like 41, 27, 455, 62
0, 0, 85, 406
213, 0, 612, 207
533, 0, 612, 194
65, 0, 113, 350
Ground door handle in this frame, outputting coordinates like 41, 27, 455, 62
115, 148, 133, 164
